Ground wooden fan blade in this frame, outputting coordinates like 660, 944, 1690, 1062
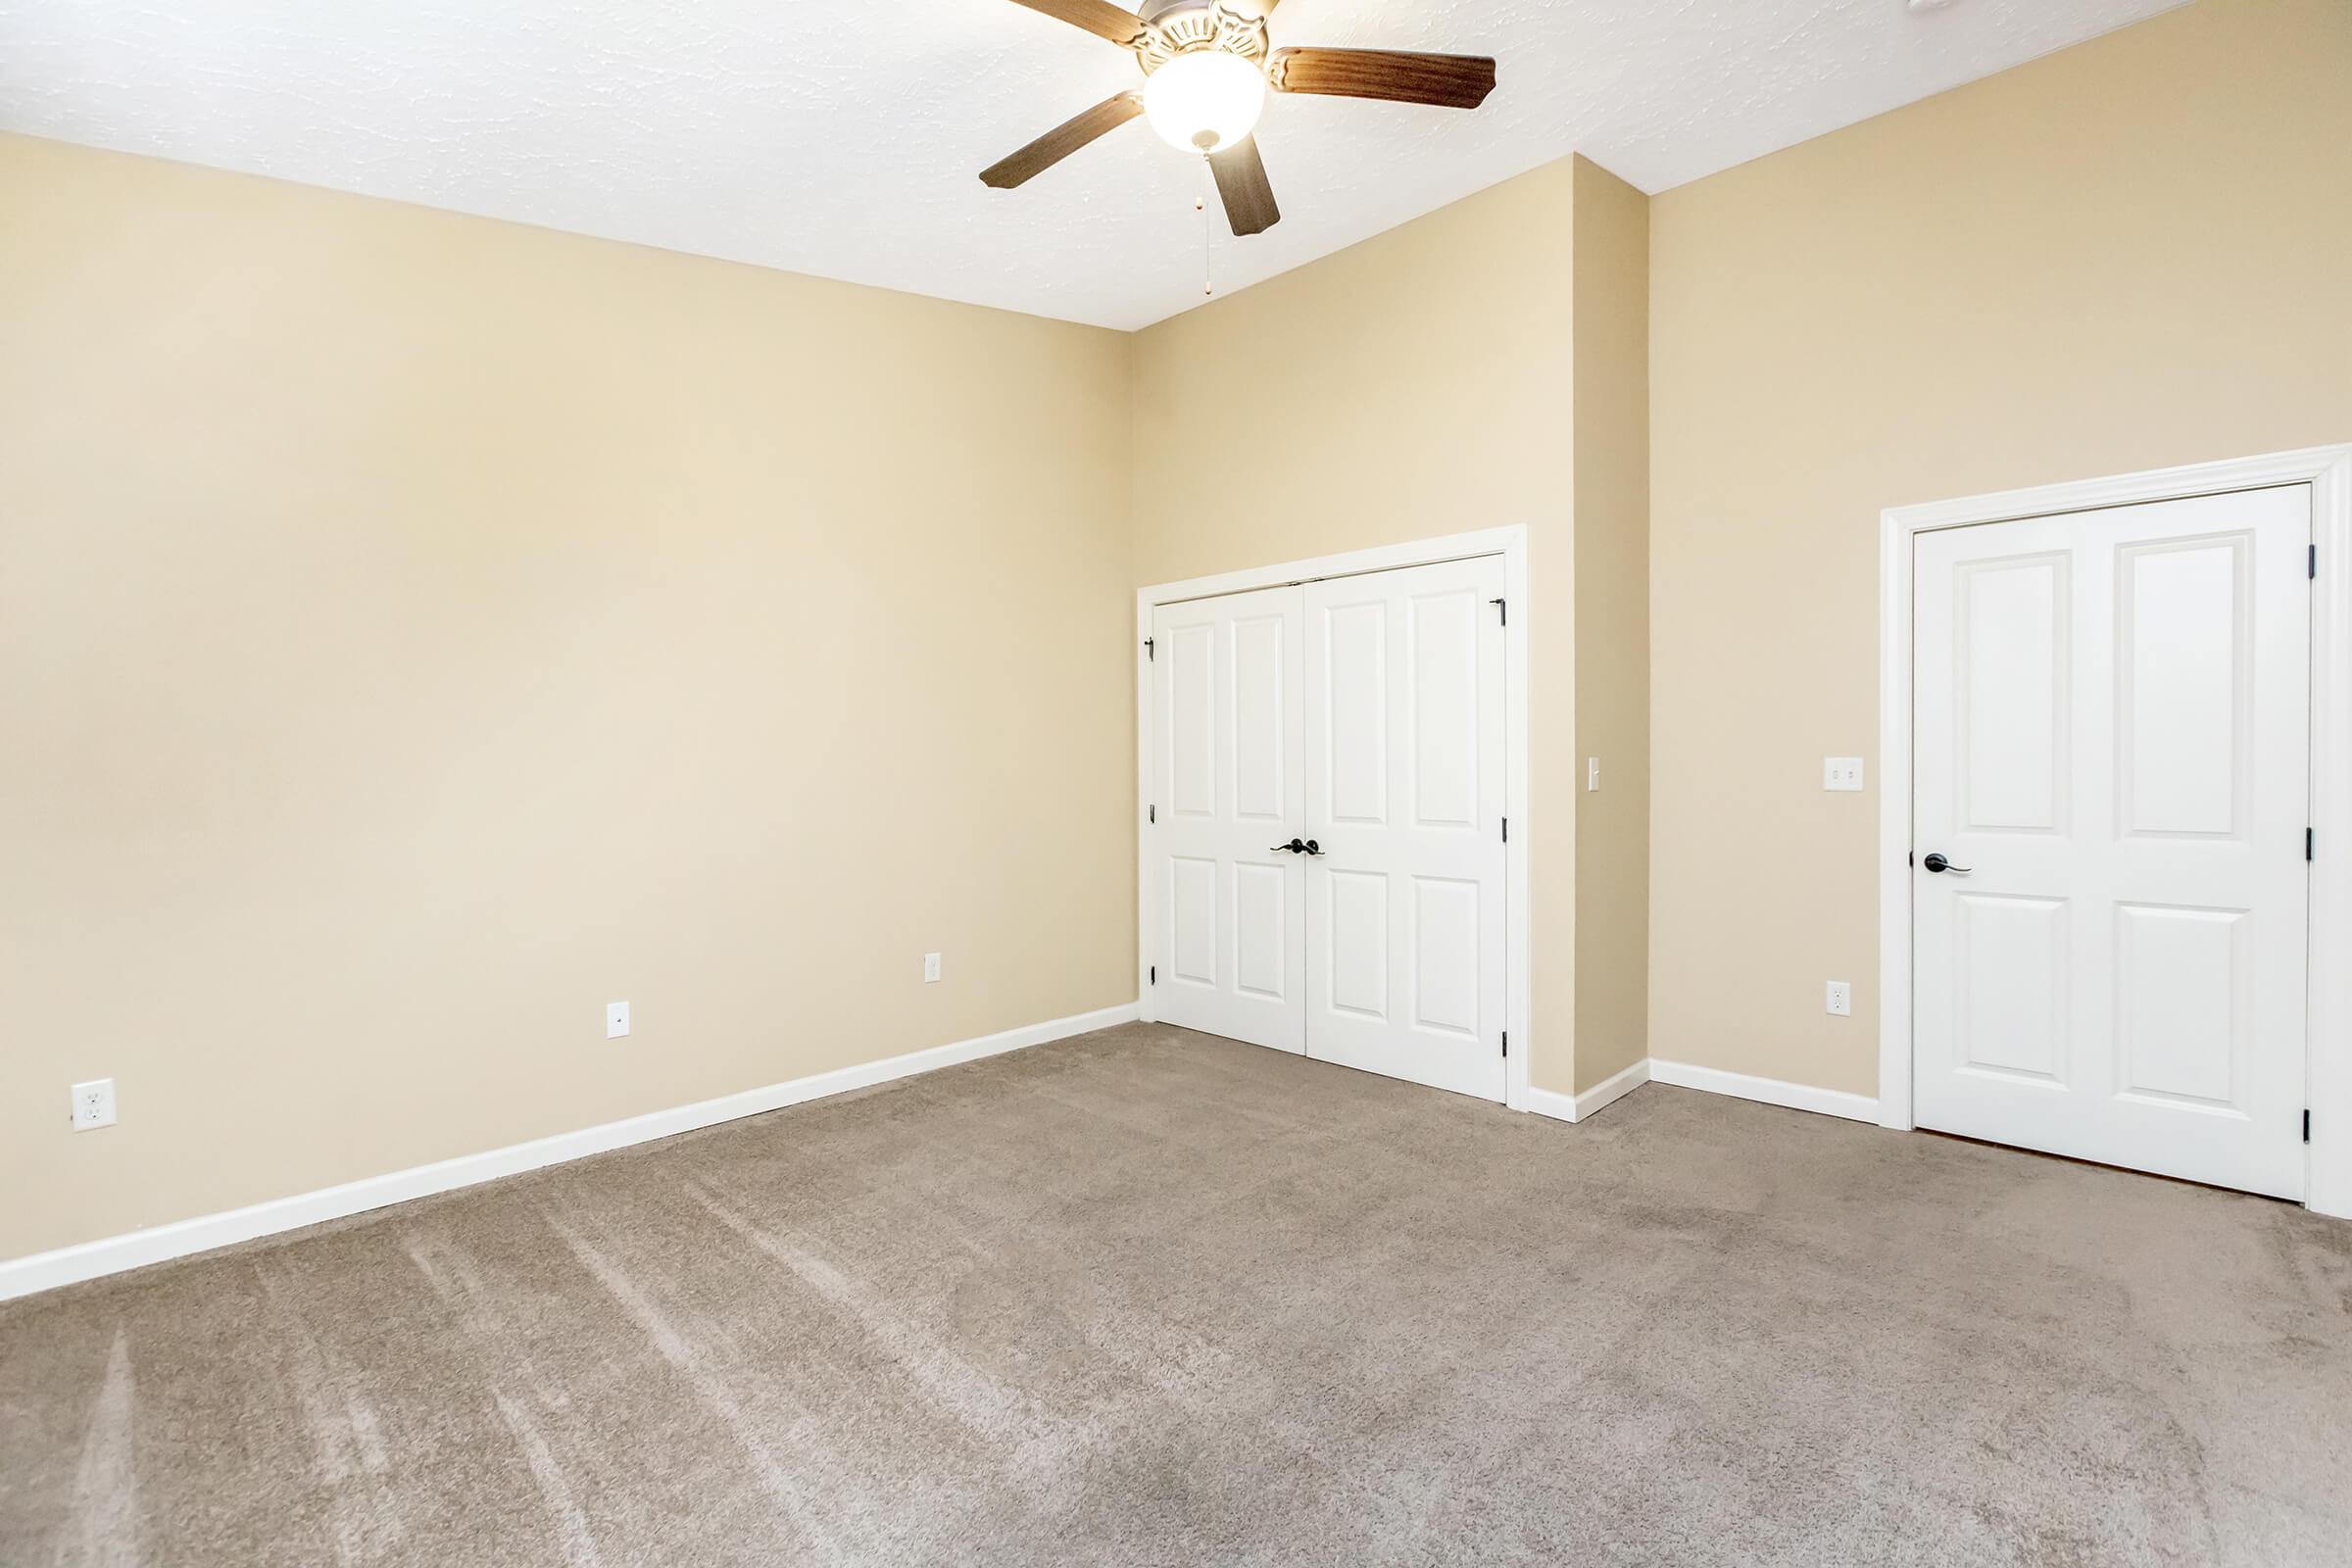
1002, 0, 1148, 46
1208, 136, 1280, 236
979, 92, 1145, 189
1267, 47, 1496, 109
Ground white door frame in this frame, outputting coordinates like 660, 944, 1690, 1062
1878, 446, 2352, 1217
1137, 526, 1533, 1110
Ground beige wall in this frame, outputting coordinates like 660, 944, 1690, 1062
0, 136, 1137, 1261
1570, 160, 1650, 1094
1648, 0, 2352, 1096
1129, 158, 1584, 1094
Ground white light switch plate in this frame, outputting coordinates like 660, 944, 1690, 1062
607, 1001, 630, 1039
1826, 980, 1852, 1016
923, 953, 942, 984
1823, 757, 1864, 791
71, 1078, 117, 1131
1587, 757, 1600, 792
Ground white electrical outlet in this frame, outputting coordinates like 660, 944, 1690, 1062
1823, 757, 1865, 791
1826, 980, 1852, 1017
923, 953, 942, 984
71, 1078, 117, 1132
606, 1001, 631, 1039
1587, 757, 1601, 792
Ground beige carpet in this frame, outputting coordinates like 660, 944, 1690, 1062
5, 1022, 2349, 1566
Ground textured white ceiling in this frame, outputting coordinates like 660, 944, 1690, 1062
0, 0, 2183, 330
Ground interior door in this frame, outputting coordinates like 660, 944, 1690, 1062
1150, 586, 1305, 1052
1302, 558, 1508, 1102
1912, 486, 2312, 1198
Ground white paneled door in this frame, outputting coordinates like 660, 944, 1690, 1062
1151, 586, 1305, 1053
1302, 559, 1508, 1101
1912, 486, 2312, 1198
1150, 558, 1508, 1102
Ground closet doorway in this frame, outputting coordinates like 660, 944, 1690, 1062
1136, 530, 1529, 1105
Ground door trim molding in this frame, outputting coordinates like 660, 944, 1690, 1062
1136, 526, 1533, 1110
1878, 445, 2352, 1217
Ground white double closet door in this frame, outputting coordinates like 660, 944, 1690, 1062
1149, 557, 1507, 1102
1912, 485, 2312, 1198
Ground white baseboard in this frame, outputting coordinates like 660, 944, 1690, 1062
1645, 1057, 1880, 1124
1519, 1058, 1651, 1124
1521, 1057, 1879, 1127
1574, 1057, 1651, 1119
0, 1001, 1140, 1304
1522, 1085, 1579, 1123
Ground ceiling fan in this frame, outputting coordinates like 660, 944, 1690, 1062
978, 0, 1497, 237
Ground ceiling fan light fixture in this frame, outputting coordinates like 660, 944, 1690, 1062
1143, 49, 1266, 155
980, 0, 1497, 238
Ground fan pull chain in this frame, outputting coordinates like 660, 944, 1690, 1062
1198, 161, 1214, 296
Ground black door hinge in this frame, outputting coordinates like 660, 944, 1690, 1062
1490, 597, 1506, 627
1149, 804, 1155, 824
2305, 1108, 2312, 1144
1907, 850, 1916, 867
1145, 637, 1154, 662
1501, 816, 1509, 843
1501, 1031, 1509, 1058
1150, 965, 1156, 986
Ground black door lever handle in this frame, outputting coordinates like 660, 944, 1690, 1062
1270, 838, 1306, 854
1302, 839, 1323, 856
1922, 852, 1972, 874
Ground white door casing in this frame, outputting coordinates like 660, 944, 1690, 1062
1911, 486, 2312, 1198
1303, 558, 1509, 1101
1150, 585, 1305, 1053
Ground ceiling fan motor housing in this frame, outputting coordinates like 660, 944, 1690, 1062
1133, 2, 1269, 75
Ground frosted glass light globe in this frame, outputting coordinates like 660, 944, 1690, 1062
1143, 50, 1267, 155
